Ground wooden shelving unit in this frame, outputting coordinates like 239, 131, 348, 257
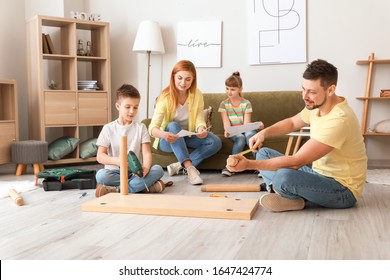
0, 80, 19, 164
356, 53, 390, 137
26, 15, 111, 165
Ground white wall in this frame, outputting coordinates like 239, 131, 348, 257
0, 0, 28, 140
0, 0, 389, 161
86, 0, 390, 161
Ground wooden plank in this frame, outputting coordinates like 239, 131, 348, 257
201, 184, 261, 192
82, 193, 259, 220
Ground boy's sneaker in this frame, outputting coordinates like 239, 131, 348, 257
185, 166, 203, 185
95, 184, 119, 197
260, 193, 305, 212
222, 168, 234, 177
167, 162, 183, 176
144, 180, 165, 193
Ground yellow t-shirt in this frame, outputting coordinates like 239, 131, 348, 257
300, 97, 367, 199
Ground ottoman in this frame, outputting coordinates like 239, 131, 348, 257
12, 140, 48, 184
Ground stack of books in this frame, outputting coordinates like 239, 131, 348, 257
42, 33, 56, 54
78, 80, 99, 90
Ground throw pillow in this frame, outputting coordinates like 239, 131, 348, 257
204, 106, 213, 131
48, 137, 80, 160
374, 119, 390, 133
79, 138, 98, 159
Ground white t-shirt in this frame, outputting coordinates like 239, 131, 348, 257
174, 103, 189, 130
96, 119, 150, 169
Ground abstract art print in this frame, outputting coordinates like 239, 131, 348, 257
248, 0, 307, 65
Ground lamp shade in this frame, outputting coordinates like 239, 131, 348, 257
133, 20, 165, 54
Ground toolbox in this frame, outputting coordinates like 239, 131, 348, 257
38, 168, 97, 191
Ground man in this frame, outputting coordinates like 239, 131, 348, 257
226, 59, 367, 212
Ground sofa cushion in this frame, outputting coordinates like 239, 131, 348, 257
204, 106, 213, 131
48, 137, 80, 160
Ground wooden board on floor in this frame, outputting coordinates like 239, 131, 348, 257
82, 193, 259, 220
201, 184, 261, 192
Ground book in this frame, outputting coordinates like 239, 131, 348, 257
45, 34, 56, 54
42, 33, 49, 54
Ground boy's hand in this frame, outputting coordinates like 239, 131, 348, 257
224, 131, 230, 138
142, 166, 150, 177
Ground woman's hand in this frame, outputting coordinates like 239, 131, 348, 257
164, 131, 179, 143
196, 126, 208, 139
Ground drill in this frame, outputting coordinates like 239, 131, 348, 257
127, 150, 143, 177
127, 150, 149, 191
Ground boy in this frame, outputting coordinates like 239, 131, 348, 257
95, 84, 165, 197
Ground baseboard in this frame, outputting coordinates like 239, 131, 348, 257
368, 160, 390, 169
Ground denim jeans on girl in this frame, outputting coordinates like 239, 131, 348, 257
95, 165, 164, 193
256, 147, 357, 209
229, 129, 257, 156
158, 121, 222, 167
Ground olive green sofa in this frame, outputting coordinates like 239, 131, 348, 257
142, 91, 304, 170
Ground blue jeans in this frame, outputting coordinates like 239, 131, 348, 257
95, 165, 164, 193
229, 130, 257, 157
256, 147, 357, 209
158, 121, 222, 167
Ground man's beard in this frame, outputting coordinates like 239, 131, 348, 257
306, 95, 327, 110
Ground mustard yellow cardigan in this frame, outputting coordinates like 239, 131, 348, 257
148, 88, 207, 149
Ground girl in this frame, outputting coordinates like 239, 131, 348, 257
218, 72, 260, 176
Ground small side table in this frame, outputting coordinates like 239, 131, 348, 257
285, 127, 310, 156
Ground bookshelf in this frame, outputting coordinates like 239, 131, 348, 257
356, 53, 390, 137
26, 15, 111, 165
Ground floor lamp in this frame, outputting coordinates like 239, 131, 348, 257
132, 20, 165, 119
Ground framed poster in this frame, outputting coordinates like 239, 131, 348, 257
177, 21, 222, 68
248, 0, 307, 65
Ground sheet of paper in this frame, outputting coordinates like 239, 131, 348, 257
176, 129, 200, 137
226, 122, 263, 137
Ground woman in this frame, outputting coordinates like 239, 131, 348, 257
149, 60, 222, 185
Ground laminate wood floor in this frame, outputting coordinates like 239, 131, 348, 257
0, 166, 389, 260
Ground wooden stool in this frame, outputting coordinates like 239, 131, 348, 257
11, 140, 48, 185
285, 127, 310, 156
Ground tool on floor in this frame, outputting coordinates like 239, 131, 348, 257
226, 148, 254, 166
210, 193, 228, 198
8, 188, 24, 206
79, 192, 87, 198
127, 150, 149, 192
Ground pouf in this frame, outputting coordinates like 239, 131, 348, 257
11, 140, 48, 183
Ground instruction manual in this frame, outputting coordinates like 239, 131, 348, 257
226, 121, 264, 136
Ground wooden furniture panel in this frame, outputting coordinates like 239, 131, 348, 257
82, 193, 260, 220
26, 15, 111, 165
0, 80, 18, 164
78, 92, 108, 125
44, 92, 76, 125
